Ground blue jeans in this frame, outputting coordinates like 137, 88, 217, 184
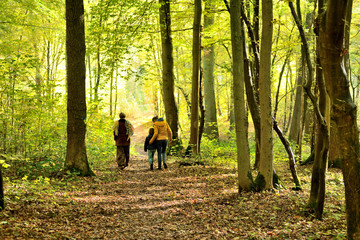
156, 140, 168, 168
147, 149, 156, 165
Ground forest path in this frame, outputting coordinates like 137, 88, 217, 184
1, 120, 346, 239
130, 116, 153, 158
8, 156, 247, 239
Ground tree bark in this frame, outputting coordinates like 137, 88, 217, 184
65, 0, 94, 176
273, 53, 301, 191
253, 0, 260, 96
290, 0, 329, 219
224, 0, 262, 169
240, 2, 261, 169
198, 70, 205, 150
159, 0, 179, 139
204, 0, 219, 139
328, 0, 352, 169
288, 57, 304, 146
319, 1, 360, 238
94, 14, 103, 108
189, 0, 202, 155
257, 0, 273, 190
0, 166, 4, 210
273, 118, 301, 190
230, 0, 252, 191
288, 2, 311, 163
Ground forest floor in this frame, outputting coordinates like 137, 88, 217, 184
0, 120, 347, 239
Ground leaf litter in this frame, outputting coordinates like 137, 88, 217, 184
0, 155, 346, 239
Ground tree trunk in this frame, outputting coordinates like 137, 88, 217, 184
0, 166, 4, 210
319, 1, 360, 238
229, 90, 235, 131
273, 119, 301, 190
109, 65, 114, 117
309, 16, 329, 219
288, 1, 310, 162
198, 70, 205, 150
329, 0, 353, 169
204, 0, 219, 139
253, 0, 260, 96
230, 0, 252, 191
94, 15, 103, 107
87, 54, 93, 101
273, 53, 301, 191
114, 68, 118, 115
239, 2, 261, 169
290, 0, 329, 220
65, 0, 94, 176
189, 0, 202, 155
257, 0, 273, 190
288, 57, 304, 149
159, 0, 179, 139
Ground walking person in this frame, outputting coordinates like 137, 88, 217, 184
144, 128, 157, 170
113, 112, 134, 170
150, 116, 172, 170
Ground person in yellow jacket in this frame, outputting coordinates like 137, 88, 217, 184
149, 116, 172, 170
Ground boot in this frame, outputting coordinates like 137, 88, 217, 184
150, 164, 153, 170
164, 163, 168, 169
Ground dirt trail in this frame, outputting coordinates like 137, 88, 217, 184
131, 118, 153, 158
0, 117, 346, 239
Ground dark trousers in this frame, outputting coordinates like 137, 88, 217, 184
156, 140, 168, 168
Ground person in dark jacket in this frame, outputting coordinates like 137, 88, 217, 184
113, 112, 134, 170
144, 128, 157, 170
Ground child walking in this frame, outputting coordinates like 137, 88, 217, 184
144, 128, 157, 170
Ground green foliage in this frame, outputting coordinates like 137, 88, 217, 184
4, 156, 62, 180
86, 113, 115, 170
199, 135, 237, 166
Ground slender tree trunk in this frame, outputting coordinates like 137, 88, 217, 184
216, 77, 222, 117
319, 1, 360, 238
94, 43, 101, 106
204, 0, 219, 139
109, 65, 114, 117
87, 54, 93, 101
93, 13, 103, 108
114, 68, 118, 115
229, 88, 235, 131
253, 0, 260, 97
308, 0, 329, 217
288, 57, 304, 147
288, 1, 309, 162
290, 0, 329, 219
344, 0, 352, 79
239, 2, 261, 169
257, 0, 273, 190
65, 0, 94, 176
243, 49, 261, 170
273, 54, 301, 190
34, 43, 43, 97
0, 166, 4, 210
159, 0, 179, 139
285, 63, 294, 133
273, 119, 301, 190
190, 0, 202, 155
230, 0, 252, 191
198, 70, 205, 150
